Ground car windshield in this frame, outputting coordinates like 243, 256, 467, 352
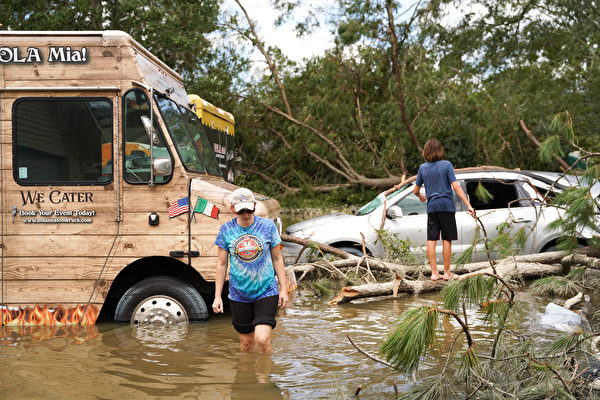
155, 94, 221, 176
356, 186, 406, 216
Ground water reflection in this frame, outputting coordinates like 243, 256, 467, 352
0, 288, 587, 399
0, 320, 285, 399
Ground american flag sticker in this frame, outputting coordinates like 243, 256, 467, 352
168, 197, 189, 218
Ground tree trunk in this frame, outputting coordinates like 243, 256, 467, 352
330, 261, 564, 304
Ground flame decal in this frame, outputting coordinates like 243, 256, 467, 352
1, 305, 99, 326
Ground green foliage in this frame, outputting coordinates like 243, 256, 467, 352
304, 278, 333, 297
530, 266, 589, 297
546, 331, 593, 357
375, 229, 421, 264
453, 245, 474, 267
456, 347, 481, 382
530, 276, 584, 297
441, 275, 496, 311
480, 299, 512, 326
474, 182, 494, 204
397, 375, 451, 400
380, 306, 439, 373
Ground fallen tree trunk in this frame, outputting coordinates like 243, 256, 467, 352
561, 253, 600, 270
288, 250, 569, 281
330, 261, 564, 305
281, 233, 356, 260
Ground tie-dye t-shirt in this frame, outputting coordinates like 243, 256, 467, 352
214, 216, 282, 302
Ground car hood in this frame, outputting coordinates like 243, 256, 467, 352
285, 212, 354, 234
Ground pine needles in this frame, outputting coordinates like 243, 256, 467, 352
379, 306, 439, 373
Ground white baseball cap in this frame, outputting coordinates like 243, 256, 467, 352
230, 187, 256, 212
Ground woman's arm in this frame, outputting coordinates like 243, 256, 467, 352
212, 247, 228, 313
451, 181, 476, 217
270, 245, 289, 309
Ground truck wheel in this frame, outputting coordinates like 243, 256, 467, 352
114, 276, 208, 326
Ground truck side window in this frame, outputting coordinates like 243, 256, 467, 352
155, 95, 222, 176
122, 90, 172, 184
13, 97, 112, 185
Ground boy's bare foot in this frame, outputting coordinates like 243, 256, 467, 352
442, 273, 455, 281
431, 274, 441, 281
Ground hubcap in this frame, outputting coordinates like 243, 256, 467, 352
130, 295, 188, 327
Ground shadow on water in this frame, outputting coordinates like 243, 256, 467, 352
0, 288, 595, 399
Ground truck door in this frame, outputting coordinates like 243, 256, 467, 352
2, 90, 120, 325
120, 88, 189, 263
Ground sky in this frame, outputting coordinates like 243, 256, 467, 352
221, 0, 337, 62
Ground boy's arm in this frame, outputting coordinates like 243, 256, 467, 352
414, 184, 426, 202
451, 181, 476, 217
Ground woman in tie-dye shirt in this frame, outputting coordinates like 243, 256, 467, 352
213, 187, 288, 354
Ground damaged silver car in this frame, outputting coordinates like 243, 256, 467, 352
283, 168, 599, 264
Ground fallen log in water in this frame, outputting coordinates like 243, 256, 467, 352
282, 233, 600, 304
329, 261, 564, 305
287, 250, 569, 281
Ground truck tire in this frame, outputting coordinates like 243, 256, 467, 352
114, 276, 208, 326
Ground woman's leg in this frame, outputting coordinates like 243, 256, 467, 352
239, 332, 255, 352
254, 324, 273, 354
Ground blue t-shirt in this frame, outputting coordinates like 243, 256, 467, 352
214, 216, 281, 303
415, 160, 457, 213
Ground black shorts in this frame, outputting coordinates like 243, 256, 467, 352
427, 212, 457, 241
229, 295, 278, 334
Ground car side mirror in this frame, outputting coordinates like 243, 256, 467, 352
386, 205, 403, 219
153, 157, 172, 176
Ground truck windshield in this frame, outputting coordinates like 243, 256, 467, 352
155, 94, 221, 176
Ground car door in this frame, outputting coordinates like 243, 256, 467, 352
459, 178, 536, 261
383, 188, 430, 261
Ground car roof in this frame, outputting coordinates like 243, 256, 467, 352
389, 166, 598, 195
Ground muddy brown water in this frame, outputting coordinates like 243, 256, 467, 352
1, 288, 589, 399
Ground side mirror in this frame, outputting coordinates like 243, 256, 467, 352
153, 158, 172, 176
140, 115, 160, 145
386, 205, 403, 219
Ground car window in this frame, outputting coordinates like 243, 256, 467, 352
356, 187, 406, 216
392, 192, 428, 215
466, 180, 521, 210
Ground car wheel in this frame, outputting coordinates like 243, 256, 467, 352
543, 244, 559, 252
114, 276, 208, 326
338, 246, 365, 257
542, 240, 583, 253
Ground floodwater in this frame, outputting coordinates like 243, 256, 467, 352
0, 288, 586, 400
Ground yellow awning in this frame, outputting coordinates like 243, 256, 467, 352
188, 94, 235, 136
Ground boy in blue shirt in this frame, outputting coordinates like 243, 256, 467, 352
414, 139, 476, 280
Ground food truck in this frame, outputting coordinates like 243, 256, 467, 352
0, 31, 281, 326
188, 95, 236, 183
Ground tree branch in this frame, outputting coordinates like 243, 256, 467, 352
519, 119, 570, 171
233, 0, 292, 116
385, 0, 421, 150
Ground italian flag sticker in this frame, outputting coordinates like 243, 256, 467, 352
194, 197, 220, 219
